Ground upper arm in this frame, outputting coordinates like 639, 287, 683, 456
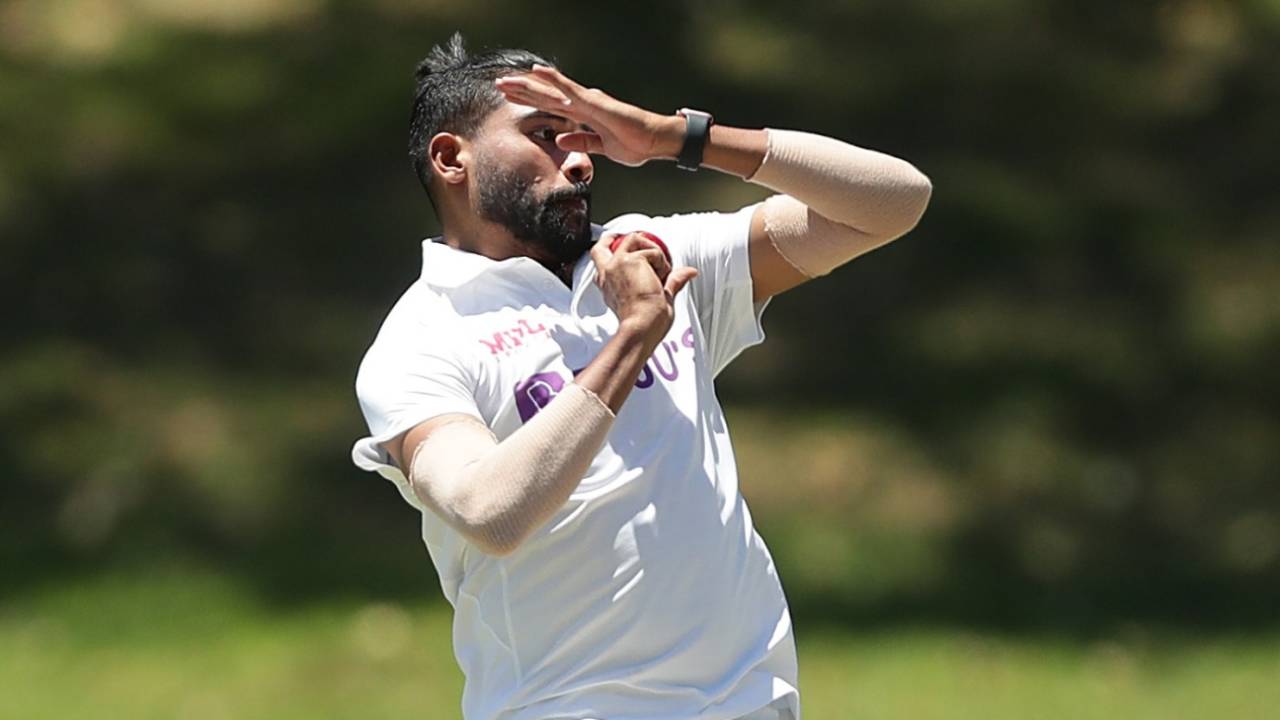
354, 321, 486, 483
747, 201, 811, 303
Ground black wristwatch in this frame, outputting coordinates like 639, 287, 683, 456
675, 108, 714, 171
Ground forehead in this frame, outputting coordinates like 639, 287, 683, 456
482, 99, 579, 133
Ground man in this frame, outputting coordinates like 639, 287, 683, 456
351, 33, 931, 720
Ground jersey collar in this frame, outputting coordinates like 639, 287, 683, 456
418, 226, 604, 289
419, 237, 515, 289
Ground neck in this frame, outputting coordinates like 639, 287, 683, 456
440, 214, 577, 285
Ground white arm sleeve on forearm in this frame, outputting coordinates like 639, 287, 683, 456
748, 128, 933, 277
408, 383, 614, 556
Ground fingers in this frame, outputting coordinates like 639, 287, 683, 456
556, 131, 604, 154
604, 232, 671, 282
633, 247, 672, 283
494, 75, 573, 111
594, 231, 695, 309
589, 234, 614, 273
664, 267, 699, 299
507, 65, 622, 125
610, 232, 671, 273
607, 231, 657, 254
494, 67, 595, 112
493, 75, 584, 125
608, 231, 671, 263
530, 64, 589, 102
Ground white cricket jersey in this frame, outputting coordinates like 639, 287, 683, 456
351, 203, 800, 720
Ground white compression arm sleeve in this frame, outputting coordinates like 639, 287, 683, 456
748, 128, 933, 277
408, 383, 614, 556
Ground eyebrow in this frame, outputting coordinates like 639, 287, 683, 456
519, 110, 568, 122
517, 110, 594, 133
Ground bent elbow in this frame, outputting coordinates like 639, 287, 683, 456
899, 169, 933, 234
872, 166, 932, 240
457, 517, 525, 557
456, 501, 528, 558
470, 532, 522, 557
416, 482, 526, 557
839, 164, 933, 241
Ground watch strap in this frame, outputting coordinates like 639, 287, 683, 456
675, 108, 713, 171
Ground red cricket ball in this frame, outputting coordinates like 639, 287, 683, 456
608, 231, 671, 264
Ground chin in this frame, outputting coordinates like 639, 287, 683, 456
568, 210, 592, 234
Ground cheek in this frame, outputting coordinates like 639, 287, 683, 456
520, 145, 563, 182
479, 142, 556, 190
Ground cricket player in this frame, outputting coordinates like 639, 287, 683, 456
351, 34, 931, 720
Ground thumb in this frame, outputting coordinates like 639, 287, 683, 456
664, 266, 699, 298
556, 131, 604, 154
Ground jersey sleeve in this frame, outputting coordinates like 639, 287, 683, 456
608, 202, 769, 377
351, 314, 483, 505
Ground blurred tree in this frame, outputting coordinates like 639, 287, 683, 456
2, 0, 1277, 629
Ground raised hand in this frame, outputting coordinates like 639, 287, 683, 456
494, 65, 682, 167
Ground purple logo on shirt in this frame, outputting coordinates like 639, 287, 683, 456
514, 371, 565, 422
512, 325, 698, 423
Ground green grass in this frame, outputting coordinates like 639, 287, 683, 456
2, 566, 1277, 719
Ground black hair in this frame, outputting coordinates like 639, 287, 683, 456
407, 33, 554, 210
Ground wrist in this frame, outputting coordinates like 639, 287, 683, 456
617, 311, 670, 351
648, 113, 686, 161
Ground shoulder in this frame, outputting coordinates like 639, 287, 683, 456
603, 205, 759, 237
355, 281, 469, 396
603, 209, 715, 233
603, 204, 761, 264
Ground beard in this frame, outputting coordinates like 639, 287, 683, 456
475, 165, 593, 268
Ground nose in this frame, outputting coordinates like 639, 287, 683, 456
563, 150, 593, 184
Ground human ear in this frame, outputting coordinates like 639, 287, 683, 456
429, 132, 468, 186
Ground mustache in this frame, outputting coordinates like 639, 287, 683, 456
543, 182, 592, 205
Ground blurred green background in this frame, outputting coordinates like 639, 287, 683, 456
3, 0, 1278, 717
